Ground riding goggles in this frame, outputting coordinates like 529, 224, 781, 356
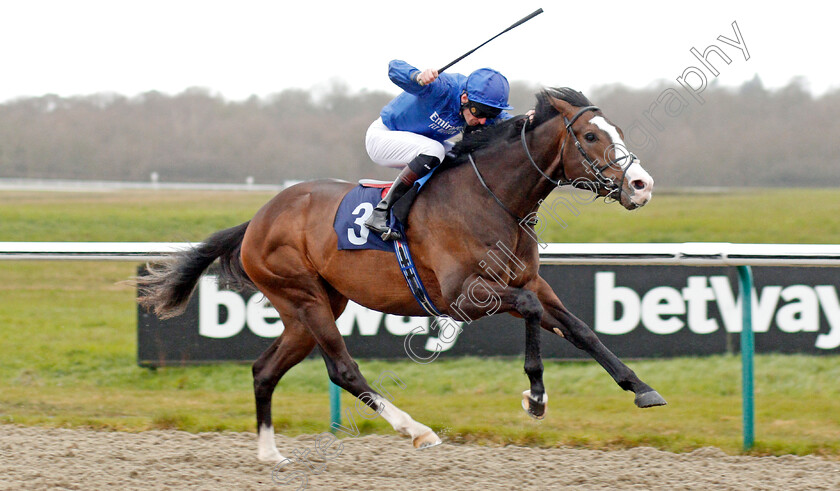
467, 100, 503, 119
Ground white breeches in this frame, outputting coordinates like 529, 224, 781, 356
365, 118, 453, 168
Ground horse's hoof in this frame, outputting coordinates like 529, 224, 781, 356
635, 390, 667, 408
413, 431, 442, 449
521, 390, 548, 420
258, 450, 286, 463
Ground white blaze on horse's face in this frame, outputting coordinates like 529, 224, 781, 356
590, 116, 654, 208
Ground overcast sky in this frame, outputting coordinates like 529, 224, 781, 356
1, 1, 836, 102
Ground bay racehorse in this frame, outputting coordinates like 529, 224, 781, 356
137, 87, 665, 462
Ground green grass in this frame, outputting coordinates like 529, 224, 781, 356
539, 188, 840, 243
0, 188, 839, 458
2, 188, 840, 243
0, 190, 275, 241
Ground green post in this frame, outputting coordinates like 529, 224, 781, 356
329, 380, 341, 432
737, 265, 755, 451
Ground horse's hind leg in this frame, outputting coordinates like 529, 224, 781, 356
253, 320, 317, 462
318, 348, 441, 448
276, 281, 442, 449
534, 276, 666, 407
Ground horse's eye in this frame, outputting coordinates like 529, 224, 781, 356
585, 133, 596, 142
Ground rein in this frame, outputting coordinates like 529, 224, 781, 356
468, 153, 532, 224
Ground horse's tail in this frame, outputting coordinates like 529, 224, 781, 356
137, 221, 255, 319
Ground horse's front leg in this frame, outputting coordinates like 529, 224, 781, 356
447, 274, 548, 419
521, 301, 548, 419
533, 276, 667, 408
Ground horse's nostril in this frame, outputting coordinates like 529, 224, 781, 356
632, 179, 646, 191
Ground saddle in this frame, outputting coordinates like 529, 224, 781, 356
358, 167, 436, 226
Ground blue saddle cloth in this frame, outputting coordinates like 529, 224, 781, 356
334, 185, 395, 253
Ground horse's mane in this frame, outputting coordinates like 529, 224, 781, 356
445, 87, 592, 165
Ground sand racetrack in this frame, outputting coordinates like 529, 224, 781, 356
2, 425, 839, 490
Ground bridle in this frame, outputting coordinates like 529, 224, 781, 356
468, 105, 639, 223
525, 105, 638, 200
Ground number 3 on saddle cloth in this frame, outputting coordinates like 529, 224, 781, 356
333, 172, 441, 316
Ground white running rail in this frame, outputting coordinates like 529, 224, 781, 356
2, 242, 840, 266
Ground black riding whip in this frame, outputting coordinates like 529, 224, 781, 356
438, 8, 544, 74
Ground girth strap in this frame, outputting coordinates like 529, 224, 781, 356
393, 235, 442, 317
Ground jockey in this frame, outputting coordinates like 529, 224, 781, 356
364, 59, 514, 240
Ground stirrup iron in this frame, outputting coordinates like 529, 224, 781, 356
380, 228, 402, 241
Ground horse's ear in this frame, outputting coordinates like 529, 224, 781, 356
547, 96, 576, 119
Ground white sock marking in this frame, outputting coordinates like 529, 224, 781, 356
257, 424, 285, 462
373, 395, 434, 440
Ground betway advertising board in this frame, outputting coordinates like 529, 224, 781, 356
137, 265, 840, 366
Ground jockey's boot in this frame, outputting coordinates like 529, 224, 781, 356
365, 154, 440, 241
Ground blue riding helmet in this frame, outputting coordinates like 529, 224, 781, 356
465, 68, 514, 110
